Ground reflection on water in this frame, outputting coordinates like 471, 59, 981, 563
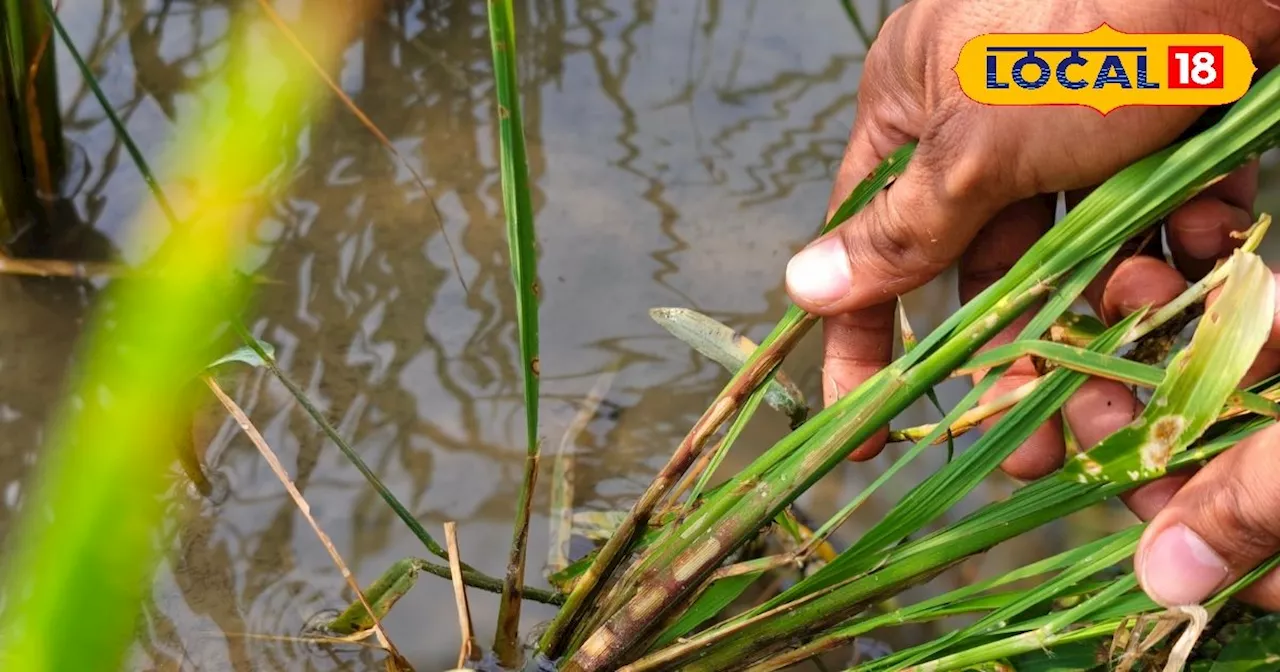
1, 1, 1277, 669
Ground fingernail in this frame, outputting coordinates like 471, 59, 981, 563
786, 237, 853, 306
1139, 524, 1228, 607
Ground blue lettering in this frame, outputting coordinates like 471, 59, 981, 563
1012, 52, 1050, 89
986, 54, 1009, 89
1055, 51, 1088, 89
1093, 54, 1132, 88
1135, 54, 1159, 88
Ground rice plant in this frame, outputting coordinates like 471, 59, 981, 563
0, 0, 66, 249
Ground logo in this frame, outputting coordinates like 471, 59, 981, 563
954, 24, 1256, 113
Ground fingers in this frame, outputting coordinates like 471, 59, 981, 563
825, 302, 896, 461
959, 196, 1062, 480
1135, 422, 1280, 610
1206, 269, 1280, 386
1167, 161, 1259, 280
1088, 256, 1188, 326
787, 149, 1006, 315
1056, 189, 1186, 488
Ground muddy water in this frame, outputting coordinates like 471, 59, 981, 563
2, 1, 1279, 670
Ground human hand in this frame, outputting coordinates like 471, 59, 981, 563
786, 0, 1280, 608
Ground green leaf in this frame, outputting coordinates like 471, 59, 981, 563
1209, 613, 1280, 671
326, 558, 422, 635
1006, 639, 1102, 672
649, 307, 809, 426
205, 339, 276, 371
1063, 251, 1275, 484
487, 0, 541, 663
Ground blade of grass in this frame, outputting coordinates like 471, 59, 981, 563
867, 527, 1143, 671
897, 575, 1140, 672
0, 8, 347, 668
650, 307, 809, 425
893, 214, 1275, 446
40, 0, 179, 225
229, 324, 458, 564
740, 530, 1138, 671
639, 302, 1137, 670
487, 0, 542, 664
660, 410, 1275, 670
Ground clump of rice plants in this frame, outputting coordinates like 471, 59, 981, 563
304, 4, 1280, 670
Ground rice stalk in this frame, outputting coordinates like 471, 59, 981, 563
538, 142, 916, 658
486, 0, 543, 665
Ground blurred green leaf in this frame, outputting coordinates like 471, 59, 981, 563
1209, 613, 1280, 672
0, 5, 346, 669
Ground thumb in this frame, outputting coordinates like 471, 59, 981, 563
785, 150, 1006, 316
1135, 422, 1280, 608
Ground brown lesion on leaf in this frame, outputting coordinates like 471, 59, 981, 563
1140, 415, 1186, 471
531, 357, 541, 376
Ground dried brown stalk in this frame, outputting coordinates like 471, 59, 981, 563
444, 522, 481, 668
204, 377, 411, 670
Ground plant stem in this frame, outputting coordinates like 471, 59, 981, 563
486, 0, 542, 663
541, 144, 917, 657
230, 323, 457, 565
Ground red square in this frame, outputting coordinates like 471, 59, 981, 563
1168, 46, 1224, 88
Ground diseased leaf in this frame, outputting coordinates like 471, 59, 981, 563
650, 570, 765, 650
1063, 251, 1275, 484
327, 558, 421, 635
649, 307, 809, 426
1049, 311, 1106, 347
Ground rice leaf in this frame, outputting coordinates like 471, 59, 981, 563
327, 558, 422, 635
649, 307, 808, 425
0, 8, 346, 669
1063, 251, 1275, 484
205, 339, 276, 371
487, 0, 542, 663
959, 341, 1278, 417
